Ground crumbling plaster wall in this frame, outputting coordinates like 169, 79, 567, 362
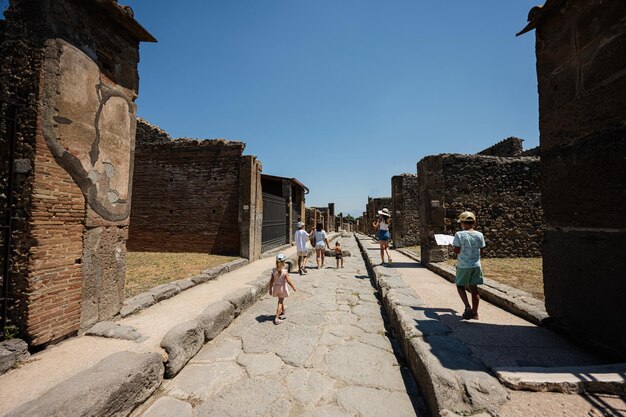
0, 0, 149, 344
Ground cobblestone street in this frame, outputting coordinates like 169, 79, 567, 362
132, 236, 426, 417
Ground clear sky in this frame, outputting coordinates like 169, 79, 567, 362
127, 1, 541, 217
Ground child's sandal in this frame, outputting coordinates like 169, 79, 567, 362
273, 318, 282, 325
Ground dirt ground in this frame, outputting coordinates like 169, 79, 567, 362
125, 252, 238, 297
402, 245, 544, 300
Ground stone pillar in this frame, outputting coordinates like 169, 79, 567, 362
239, 156, 263, 261
328, 203, 335, 232
528, 0, 626, 353
282, 179, 293, 244
0, 0, 155, 345
392, 174, 420, 248
417, 157, 447, 263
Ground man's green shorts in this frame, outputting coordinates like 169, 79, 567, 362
455, 266, 483, 286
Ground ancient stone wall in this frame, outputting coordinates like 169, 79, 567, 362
391, 174, 420, 248
128, 133, 245, 255
530, 0, 626, 353
477, 137, 523, 157
0, 0, 153, 345
418, 154, 542, 262
369, 197, 392, 236
239, 156, 262, 260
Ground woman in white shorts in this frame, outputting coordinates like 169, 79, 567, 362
312, 223, 330, 269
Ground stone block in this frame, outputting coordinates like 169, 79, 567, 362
0, 346, 15, 374
120, 293, 156, 317
190, 274, 212, 285
161, 320, 205, 378
224, 286, 259, 317
197, 300, 235, 341
149, 284, 181, 302
4, 352, 163, 417
173, 278, 195, 291
85, 321, 143, 341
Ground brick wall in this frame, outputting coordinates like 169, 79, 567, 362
0, 0, 152, 345
391, 174, 420, 248
418, 154, 542, 262
529, 0, 626, 353
128, 134, 245, 255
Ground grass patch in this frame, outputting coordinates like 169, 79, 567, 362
445, 257, 544, 300
125, 252, 238, 298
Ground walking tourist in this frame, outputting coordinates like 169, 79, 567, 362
334, 241, 344, 269
268, 253, 297, 325
312, 223, 330, 269
373, 208, 392, 264
452, 211, 485, 320
294, 221, 309, 275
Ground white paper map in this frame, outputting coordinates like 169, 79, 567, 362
434, 234, 455, 246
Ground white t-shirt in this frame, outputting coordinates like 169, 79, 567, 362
313, 230, 327, 247
294, 229, 309, 252
379, 218, 390, 231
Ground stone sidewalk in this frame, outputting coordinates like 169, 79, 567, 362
0, 244, 304, 417
357, 235, 626, 417
131, 235, 427, 417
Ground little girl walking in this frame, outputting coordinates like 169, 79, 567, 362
268, 253, 297, 325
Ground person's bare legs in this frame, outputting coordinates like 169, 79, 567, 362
457, 285, 471, 311
302, 255, 308, 273
383, 241, 392, 262
469, 285, 480, 319
336, 258, 339, 268
379, 242, 386, 264
321, 250, 325, 268
275, 298, 285, 323
297, 256, 303, 273
316, 249, 322, 269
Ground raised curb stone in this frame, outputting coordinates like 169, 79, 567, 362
0, 339, 29, 374
494, 363, 626, 395
161, 320, 205, 378
85, 321, 144, 341
197, 300, 235, 341
4, 351, 163, 417
355, 234, 509, 417
120, 293, 156, 317
149, 284, 181, 302
224, 286, 258, 317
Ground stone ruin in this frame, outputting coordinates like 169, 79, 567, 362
391, 174, 420, 248
128, 118, 263, 258
417, 151, 542, 262
0, 0, 155, 345
519, 0, 626, 355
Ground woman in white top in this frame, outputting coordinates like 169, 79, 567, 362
312, 222, 330, 269
373, 208, 392, 265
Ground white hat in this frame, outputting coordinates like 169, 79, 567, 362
297, 221, 304, 228
378, 208, 391, 217
458, 211, 476, 223
276, 253, 287, 262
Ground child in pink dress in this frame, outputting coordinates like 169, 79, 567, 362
268, 253, 297, 325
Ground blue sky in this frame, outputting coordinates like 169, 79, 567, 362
127, 1, 540, 217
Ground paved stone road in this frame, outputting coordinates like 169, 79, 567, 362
132, 236, 426, 417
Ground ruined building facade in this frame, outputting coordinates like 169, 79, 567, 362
520, 0, 626, 353
0, 0, 155, 345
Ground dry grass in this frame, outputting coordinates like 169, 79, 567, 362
125, 252, 238, 298
445, 257, 544, 300
404, 245, 421, 256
